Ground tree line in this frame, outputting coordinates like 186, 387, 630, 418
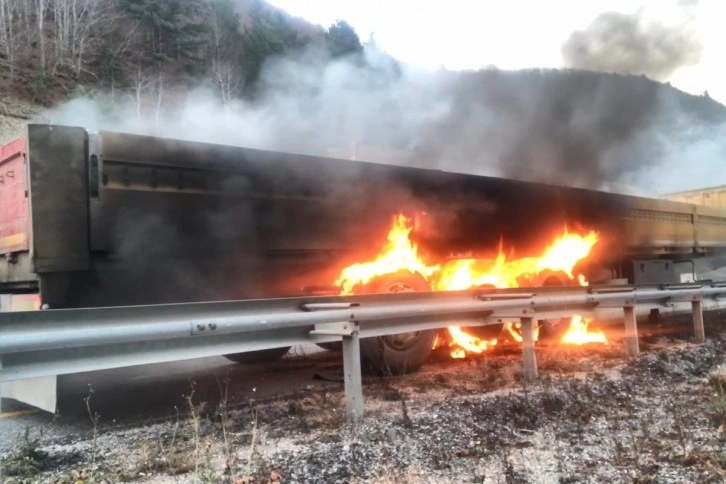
0, 0, 364, 110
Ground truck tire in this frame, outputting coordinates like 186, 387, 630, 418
534, 270, 571, 340
357, 271, 438, 376
463, 283, 503, 340
500, 270, 574, 342
224, 346, 291, 364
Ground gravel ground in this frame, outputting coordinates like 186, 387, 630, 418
0, 98, 37, 144
2, 322, 726, 483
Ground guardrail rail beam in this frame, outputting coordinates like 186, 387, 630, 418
3, 282, 726, 420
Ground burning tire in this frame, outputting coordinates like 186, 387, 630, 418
533, 270, 571, 340
357, 271, 438, 376
464, 324, 502, 340
223, 346, 291, 365
462, 283, 503, 340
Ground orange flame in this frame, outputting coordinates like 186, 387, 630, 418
536, 230, 599, 279
334, 213, 606, 358
434, 251, 529, 291
334, 214, 439, 295
561, 315, 608, 345
447, 326, 497, 357
505, 321, 540, 343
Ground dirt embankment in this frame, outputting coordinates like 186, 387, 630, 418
0, 98, 37, 144
2, 322, 726, 483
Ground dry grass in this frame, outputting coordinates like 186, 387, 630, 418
359, 461, 425, 484
707, 368, 726, 429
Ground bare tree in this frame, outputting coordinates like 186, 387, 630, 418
35, 0, 48, 74
71, 0, 112, 76
15, 0, 31, 47
211, 60, 241, 115
130, 68, 148, 121
206, 0, 243, 113
52, 0, 71, 72
52, 0, 113, 76
149, 71, 165, 130
0, 0, 15, 74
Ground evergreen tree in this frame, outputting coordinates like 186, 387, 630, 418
120, 0, 209, 76
239, 0, 308, 93
325, 20, 362, 58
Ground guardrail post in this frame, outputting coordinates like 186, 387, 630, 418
623, 305, 639, 357
692, 297, 705, 343
341, 323, 363, 424
0, 356, 3, 413
521, 316, 538, 381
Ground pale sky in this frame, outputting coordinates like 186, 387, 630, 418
267, 0, 726, 104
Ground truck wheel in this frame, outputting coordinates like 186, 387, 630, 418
358, 271, 438, 376
502, 270, 574, 342
463, 283, 502, 340
224, 346, 291, 364
534, 270, 570, 341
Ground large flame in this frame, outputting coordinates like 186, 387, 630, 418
536, 230, 599, 278
334, 214, 439, 295
333, 214, 607, 357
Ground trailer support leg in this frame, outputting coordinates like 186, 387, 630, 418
341, 327, 363, 424
521, 317, 538, 381
692, 298, 705, 343
624, 305, 639, 357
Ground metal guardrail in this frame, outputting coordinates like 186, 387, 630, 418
1, 283, 725, 422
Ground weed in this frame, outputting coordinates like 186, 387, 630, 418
245, 409, 259, 478
84, 384, 100, 480
163, 405, 182, 472
199, 438, 220, 483
668, 399, 690, 456
399, 394, 413, 429
1, 426, 43, 477
186, 381, 209, 481
216, 374, 236, 477
707, 376, 726, 428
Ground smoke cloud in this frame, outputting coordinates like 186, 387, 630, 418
562, 11, 703, 81
40, 40, 726, 197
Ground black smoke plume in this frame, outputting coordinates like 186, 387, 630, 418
562, 11, 702, 81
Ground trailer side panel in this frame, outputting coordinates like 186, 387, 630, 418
27, 125, 90, 273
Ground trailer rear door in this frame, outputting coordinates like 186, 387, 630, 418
0, 137, 30, 255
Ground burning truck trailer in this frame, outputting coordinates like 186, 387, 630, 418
3, 124, 726, 388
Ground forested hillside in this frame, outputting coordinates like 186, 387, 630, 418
1, 0, 725, 195
0, 0, 362, 107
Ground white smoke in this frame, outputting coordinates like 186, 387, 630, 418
42, 44, 467, 170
